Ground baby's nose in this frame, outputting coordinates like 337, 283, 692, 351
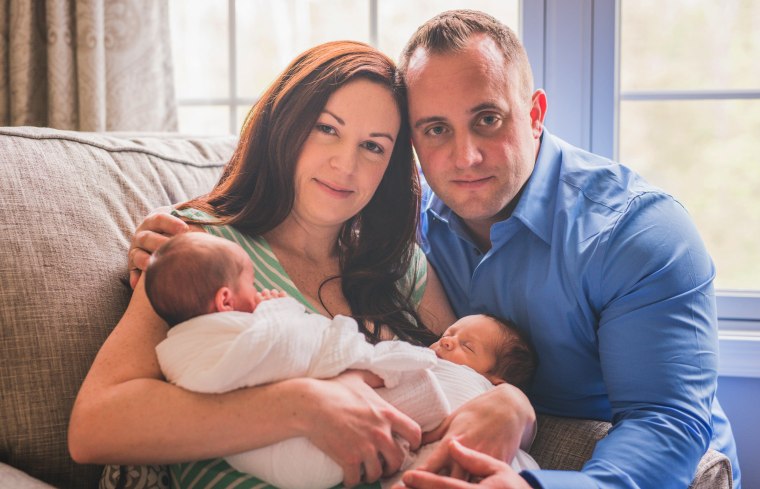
440, 336, 455, 349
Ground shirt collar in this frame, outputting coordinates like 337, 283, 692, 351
422, 129, 562, 245
509, 129, 561, 245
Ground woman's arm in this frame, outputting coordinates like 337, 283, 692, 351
68, 276, 420, 486
417, 261, 457, 335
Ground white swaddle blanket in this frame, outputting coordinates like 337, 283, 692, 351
156, 297, 537, 489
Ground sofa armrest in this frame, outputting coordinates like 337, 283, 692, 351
690, 449, 733, 489
0, 463, 57, 489
528, 414, 732, 488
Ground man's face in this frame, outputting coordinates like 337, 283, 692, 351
406, 34, 545, 235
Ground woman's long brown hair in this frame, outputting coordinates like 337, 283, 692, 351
180, 41, 438, 346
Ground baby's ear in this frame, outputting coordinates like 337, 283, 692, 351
214, 287, 235, 312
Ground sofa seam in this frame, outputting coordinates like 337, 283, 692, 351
0, 129, 230, 169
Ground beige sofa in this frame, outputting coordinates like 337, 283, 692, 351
0, 126, 731, 488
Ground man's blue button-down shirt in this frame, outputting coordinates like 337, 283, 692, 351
419, 130, 740, 488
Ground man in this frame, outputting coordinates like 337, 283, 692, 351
394, 9, 740, 489
129, 10, 740, 489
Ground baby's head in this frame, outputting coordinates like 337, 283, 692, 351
430, 314, 536, 390
144, 233, 260, 326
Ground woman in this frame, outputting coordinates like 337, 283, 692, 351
69, 41, 534, 488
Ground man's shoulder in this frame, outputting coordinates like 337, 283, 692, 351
545, 134, 690, 248
553, 136, 668, 213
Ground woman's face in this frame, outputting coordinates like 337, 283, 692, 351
291, 78, 401, 230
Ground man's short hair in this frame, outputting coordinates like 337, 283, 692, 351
397, 9, 534, 103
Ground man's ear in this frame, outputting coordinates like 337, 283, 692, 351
214, 286, 235, 312
529, 89, 548, 138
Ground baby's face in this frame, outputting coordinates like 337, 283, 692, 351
430, 315, 502, 376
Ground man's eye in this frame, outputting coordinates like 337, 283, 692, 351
477, 114, 501, 127
426, 125, 447, 137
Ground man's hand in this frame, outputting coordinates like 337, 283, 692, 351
128, 207, 188, 288
394, 439, 531, 489
416, 384, 535, 480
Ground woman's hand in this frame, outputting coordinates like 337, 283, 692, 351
394, 439, 531, 489
416, 384, 535, 480
128, 206, 188, 288
301, 370, 422, 488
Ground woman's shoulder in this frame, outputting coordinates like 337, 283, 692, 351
172, 207, 264, 246
172, 206, 215, 222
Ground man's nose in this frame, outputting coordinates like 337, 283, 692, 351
453, 133, 483, 169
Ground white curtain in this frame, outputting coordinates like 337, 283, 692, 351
0, 0, 177, 131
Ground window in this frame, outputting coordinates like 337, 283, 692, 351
169, 0, 519, 136
619, 1, 760, 291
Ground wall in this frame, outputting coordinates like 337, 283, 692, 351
718, 376, 760, 488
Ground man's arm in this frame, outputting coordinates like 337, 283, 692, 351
128, 207, 187, 287
524, 193, 719, 488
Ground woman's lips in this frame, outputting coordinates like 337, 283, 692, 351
315, 178, 353, 197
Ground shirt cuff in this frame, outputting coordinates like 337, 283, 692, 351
521, 470, 597, 489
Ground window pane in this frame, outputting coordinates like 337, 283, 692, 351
236, 0, 370, 99
621, 1, 760, 91
619, 99, 760, 290
177, 106, 230, 136
169, 0, 229, 98
377, 1, 520, 61
236, 105, 252, 135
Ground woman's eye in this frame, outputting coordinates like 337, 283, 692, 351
362, 141, 384, 154
316, 123, 336, 135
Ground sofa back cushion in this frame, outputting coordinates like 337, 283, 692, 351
0, 127, 236, 488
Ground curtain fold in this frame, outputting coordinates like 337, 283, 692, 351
0, 0, 177, 131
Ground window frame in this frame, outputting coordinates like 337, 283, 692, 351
522, 0, 760, 378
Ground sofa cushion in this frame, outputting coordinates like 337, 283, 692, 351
0, 127, 235, 488
529, 414, 610, 471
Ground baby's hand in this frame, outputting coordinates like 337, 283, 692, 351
256, 289, 288, 302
